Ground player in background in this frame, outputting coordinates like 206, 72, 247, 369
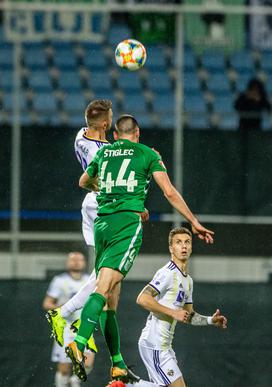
46, 100, 140, 383
136, 227, 227, 387
43, 252, 95, 387
66, 115, 214, 382
106, 228, 227, 387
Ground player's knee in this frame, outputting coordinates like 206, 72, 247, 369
57, 362, 71, 375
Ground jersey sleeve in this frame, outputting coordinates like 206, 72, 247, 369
86, 152, 99, 178
148, 149, 167, 174
185, 277, 193, 304
46, 277, 62, 300
149, 268, 171, 296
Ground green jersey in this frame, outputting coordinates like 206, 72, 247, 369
86, 139, 166, 215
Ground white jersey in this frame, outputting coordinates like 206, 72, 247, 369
139, 260, 193, 351
46, 272, 89, 323
74, 128, 109, 245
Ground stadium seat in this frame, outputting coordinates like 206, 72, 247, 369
152, 92, 174, 114
260, 51, 272, 72
235, 72, 255, 92
116, 71, 142, 92
263, 114, 272, 131
107, 24, 132, 47
92, 91, 118, 112
3, 92, 27, 111
62, 94, 86, 112
53, 48, 77, 70
0, 70, 13, 91
23, 45, 48, 69
58, 71, 82, 91
88, 70, 112, 91
186, 114, 209, 130
32, 92, 57, 113
82, 45, 107, 70
145, 45, 167, 70
122, 92, 147, 113
147, 71, 172, 93
213, 94, 235, 114
206, 72, 231, 94
184, 94, 206, 114
157, 114, 175, 129
220, 114, 238, 130
202, 50, 225, 72
0, 44, 13, 69
229, 50, 255, 72
184, 71, 201, 93
137, 112, 153, 128
170, 47, 197, 71
28, 70, 53, 92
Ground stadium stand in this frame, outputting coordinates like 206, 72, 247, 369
1, 21, 271, 130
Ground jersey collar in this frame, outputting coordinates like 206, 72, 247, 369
169, 260, 188, 277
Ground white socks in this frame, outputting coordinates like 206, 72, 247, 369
55, 372, 69, 387
60, 270, 96, 319
70, 374, 82, 387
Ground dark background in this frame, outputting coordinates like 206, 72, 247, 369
0, 279, 271, 387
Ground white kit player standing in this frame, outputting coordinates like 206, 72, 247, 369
43, 252, 94, 387
135, 227, 227, 387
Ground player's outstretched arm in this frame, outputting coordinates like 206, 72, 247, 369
136, 285, 189, 323
184, 304, 227, 329
153, 171, 214, 244
79, 171, 99, 191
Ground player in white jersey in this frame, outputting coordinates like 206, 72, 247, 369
135, 227, 227, 387
46, 100, 140, 383
43, 252, 95, 387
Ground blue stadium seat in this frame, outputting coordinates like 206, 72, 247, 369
107, 24, 132, 47
0, 44, 13, 69
3, 92, 27, 111
213, 94, 235, 114
92, 91, 118, 112
206, 72, 231, 94
153, 93, 174, 114
260, 51, 272, 72
137, 112, 153, 128
170, 47, 197, 71
66, 112, 85, 128
202, 50, 225, 72
157, 114, 175, 129
116, 71, 142, 92
220, 115, 238, 130
0, 70, 13, 91
147, 71, 172, 92
58, 71, 82, 91
184, 94, 206, 114
62, 94, 86, 112
263, 113, 272, 131
28, 70, 53, 92
145, 46, 167, 70
122, 92, 147, 113
230, 50, 255, 72
82, 45, 107, 70
23, 45, 47, 69
235, 72, 255, 92
53, 49, 77, 70
33, 92, 57, 113
186, 114, 209, 130
88, 71, 111, 91
184, 71, 201, 93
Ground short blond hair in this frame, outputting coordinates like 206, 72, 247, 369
85, 99, 112, 127
168, 227, 192, 246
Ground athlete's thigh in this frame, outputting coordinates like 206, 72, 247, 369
95, 212, 143, 277
169, 377, 186, 387
139, 345, 182, 386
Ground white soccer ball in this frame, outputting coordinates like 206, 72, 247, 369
115, 39, 147, 71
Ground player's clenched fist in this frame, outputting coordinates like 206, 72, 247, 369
211, 309, 228, 329
171, 309, 189, 323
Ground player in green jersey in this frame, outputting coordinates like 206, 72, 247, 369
66, 114, 214, 382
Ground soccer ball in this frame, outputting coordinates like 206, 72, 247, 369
115, 39, 147, 71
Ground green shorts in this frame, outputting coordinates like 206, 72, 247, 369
94, 211, 143, 277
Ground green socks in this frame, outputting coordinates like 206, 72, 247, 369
100, 310, 126, 369
75, 292, 106, 352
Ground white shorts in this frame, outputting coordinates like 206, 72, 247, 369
81, 193, 98, 246
138, 344, 182, 386
51, 325, 75, 363
51, 325, 91, 364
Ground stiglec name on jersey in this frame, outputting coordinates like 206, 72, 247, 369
104, 149, 134, 157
